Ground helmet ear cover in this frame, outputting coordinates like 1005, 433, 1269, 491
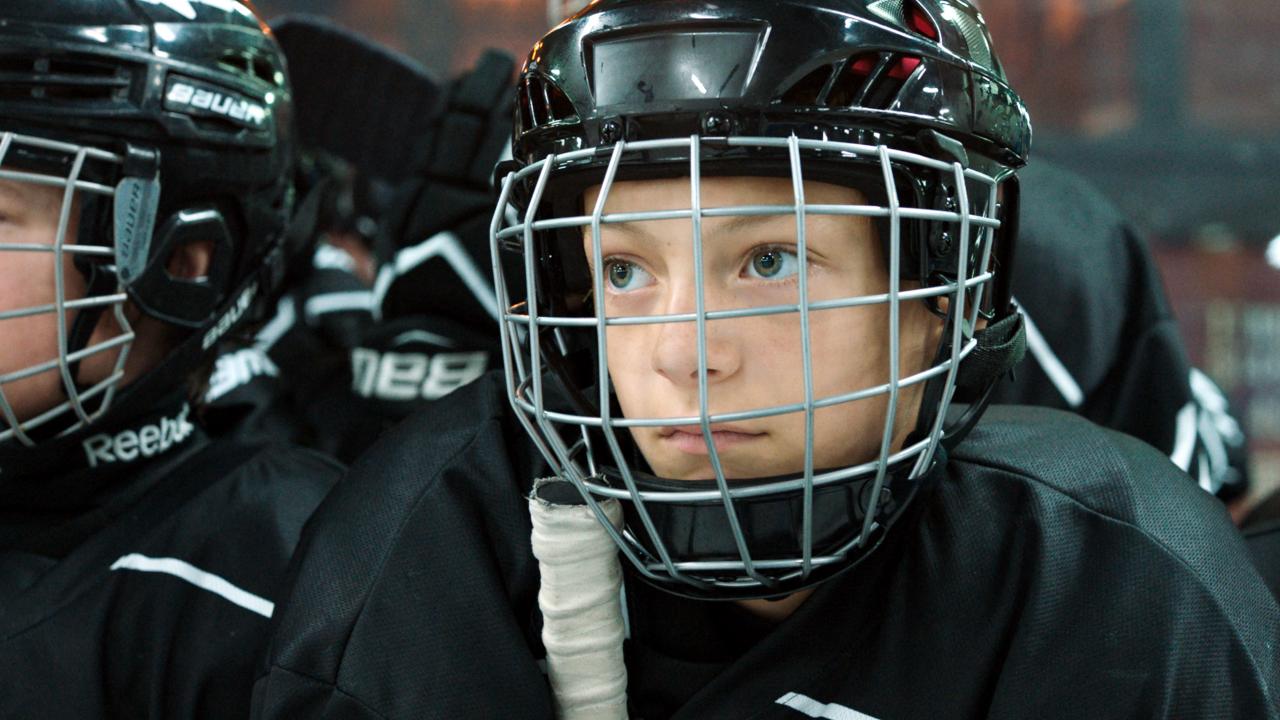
126, 205, 237, 328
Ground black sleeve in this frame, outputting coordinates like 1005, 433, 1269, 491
998, 159, 1249, 499
952, 408, 1280, 719
1245, 528, 1280, 599
251, 373, 553, 720
123, 445, 344, 719
0, 440, 343, 720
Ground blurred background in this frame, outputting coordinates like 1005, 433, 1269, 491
256, 0, 1280, 500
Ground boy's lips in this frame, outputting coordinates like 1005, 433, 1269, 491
658, 424, 766, 454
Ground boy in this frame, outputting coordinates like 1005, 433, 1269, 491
254, 2, 1279, 718
0, 2, 341, 716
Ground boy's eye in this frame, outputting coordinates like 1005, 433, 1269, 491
746, 248, 799, 280
605, 259, 653, 292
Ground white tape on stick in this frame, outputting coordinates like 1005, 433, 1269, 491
529, 479, 629, 720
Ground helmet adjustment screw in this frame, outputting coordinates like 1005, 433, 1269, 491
932, 231, 953, 256
703, 112, 733, 136
600, 119, 623, 145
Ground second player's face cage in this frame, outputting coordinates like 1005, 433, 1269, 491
0, 131, 152, 447
493, 134, 1007, 598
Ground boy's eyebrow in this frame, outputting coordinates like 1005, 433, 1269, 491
706, 212, 790, 240
0, 181, 25, 203
592, 210, 789, 244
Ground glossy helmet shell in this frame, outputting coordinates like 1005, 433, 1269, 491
0, 0, 295, 331
0, 0, 296, 451
495, 0, 1031, 599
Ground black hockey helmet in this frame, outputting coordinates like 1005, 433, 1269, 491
0, 0, 295, 448
493, 0, 1031, 599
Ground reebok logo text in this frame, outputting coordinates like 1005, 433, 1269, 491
83, 404, 194, 468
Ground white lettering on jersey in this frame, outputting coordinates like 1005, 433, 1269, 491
350, 349, 488, 402
202, 282, 258, 350
1172, 368, 1246, 494
776, 692, 880, 720
205, 347, 280, 403
82, 404, 195, 468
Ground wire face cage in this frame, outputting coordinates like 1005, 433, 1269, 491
0, 131, 140, 447
492, 133, 1007, 599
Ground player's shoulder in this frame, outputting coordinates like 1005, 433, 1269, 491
950, 404, 1252, 585
339, 369, 530, 492
129, 436, 344, 572
943, 405, 1280, 711
1017, 159, 1131, 254
254, 371, 548, 717
185, 435, 344, 512
289, 370, 535, 570
954, 404, 1207, 515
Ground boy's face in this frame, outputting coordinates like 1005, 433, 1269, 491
0, 178, 133, 425
583, 175, 940, 482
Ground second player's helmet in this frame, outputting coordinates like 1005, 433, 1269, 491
0, 1, 294, 450
493, 0, 1030, 599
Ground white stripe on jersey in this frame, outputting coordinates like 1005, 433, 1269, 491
1170, 400, 1197, 473
110, 553, 274, 618
1017, 302, 1085, 409
254, 295, 297, 351
371, 230, 500, 323
776, 692, 880, 720
303, 290, 376, 320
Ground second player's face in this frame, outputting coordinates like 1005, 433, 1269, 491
583, 175, 939, 482
0, 178, 130, 424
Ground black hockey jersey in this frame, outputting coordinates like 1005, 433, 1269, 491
1246, 523, 1280, 602
203, 37, 512, 464
1243, 493, 1280, 600
996, 160, 1248, 499
0, 397, 342, 719
251, 374, 1280, 719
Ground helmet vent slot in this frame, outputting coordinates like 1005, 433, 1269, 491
528, 76, 550, 126
904, 0, 940, 41
546, 81, 577, 122
826, 53, 878, 107
860, 54, 920, 109
778, 64, 835, 106
218, 52, 278, 85
0, 53, 130, 102
778, 51, 920, 110
517, 81, 535, 133
519, 74, 578, 132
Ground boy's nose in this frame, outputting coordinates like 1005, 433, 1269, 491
649, 277, 742, 388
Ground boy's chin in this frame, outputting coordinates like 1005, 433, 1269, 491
643, 456, 797, 484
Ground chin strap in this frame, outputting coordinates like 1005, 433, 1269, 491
954, 310, 1027, 397
529, 479, 630, 720
939, 309, 1027, 451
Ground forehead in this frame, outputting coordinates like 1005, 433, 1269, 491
586, 175, 869, 212
0, 176, 64, 206
582, 175, 878, 249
